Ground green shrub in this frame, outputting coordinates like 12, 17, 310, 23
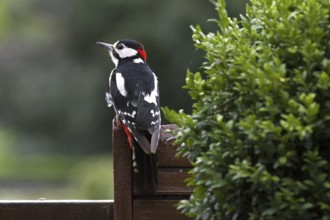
163, 0, 330, 219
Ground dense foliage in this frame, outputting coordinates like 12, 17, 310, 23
164, 0, 330, 219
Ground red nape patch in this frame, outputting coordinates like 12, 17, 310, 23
137, 49, 147, 61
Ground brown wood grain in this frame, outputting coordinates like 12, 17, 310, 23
133, 169, 192, 196
113, 124, 192, 220
133, 200, 191, 220
157, 141, 191, 168
113, 121, 133, 220
0, 200, 114, 220
158, 125, 192, 168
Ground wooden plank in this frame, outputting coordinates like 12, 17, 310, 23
133, 200, 190, 220
158, 125, 191, 168
0, 200, 114, 220
113, 123, 192, 219
157, 140, 191, 168
113, 121, 133, 220
133, 169, 192, 196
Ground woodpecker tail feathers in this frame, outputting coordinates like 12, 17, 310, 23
134, 143, 158, 194
150, 128, 160, 154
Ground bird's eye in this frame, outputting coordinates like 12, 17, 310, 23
116, 44, 124, 50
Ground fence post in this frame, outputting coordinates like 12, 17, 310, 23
113, 121, 133, 220
113, 123, 192, 220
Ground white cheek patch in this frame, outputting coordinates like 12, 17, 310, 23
110, 52, 118, 66
109, 69, 114, 88
143, 74, 159, 106
116, 73, 127, 97
117, 47, 138, 59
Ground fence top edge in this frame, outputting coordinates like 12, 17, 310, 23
0, 200, 114, 204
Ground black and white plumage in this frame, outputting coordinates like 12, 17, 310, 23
97, 39, 160, 193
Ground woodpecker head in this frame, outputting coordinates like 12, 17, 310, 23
97, 39, 147, 66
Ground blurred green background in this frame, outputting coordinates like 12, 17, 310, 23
0, 0, 246, 200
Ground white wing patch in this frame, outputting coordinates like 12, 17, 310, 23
133, 58, 144, 63
143, 74, 159, 106
151, 120, 159, 125
150, 109, 160, 117
115, 73, 127, 97
121, 110, 136, 118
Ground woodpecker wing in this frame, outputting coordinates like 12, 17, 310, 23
135, 91, 160, 153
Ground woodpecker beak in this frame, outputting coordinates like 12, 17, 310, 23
96, 42, 113, 51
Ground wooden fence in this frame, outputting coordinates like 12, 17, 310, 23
113, 123, 192, 220
0, 124, 192, 220
0, 200, 114, 220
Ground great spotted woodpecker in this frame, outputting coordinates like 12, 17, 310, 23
97, 39, 160, 193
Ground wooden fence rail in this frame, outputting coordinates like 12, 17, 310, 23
0, 200, 114, 220
0, 124, 191, 220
